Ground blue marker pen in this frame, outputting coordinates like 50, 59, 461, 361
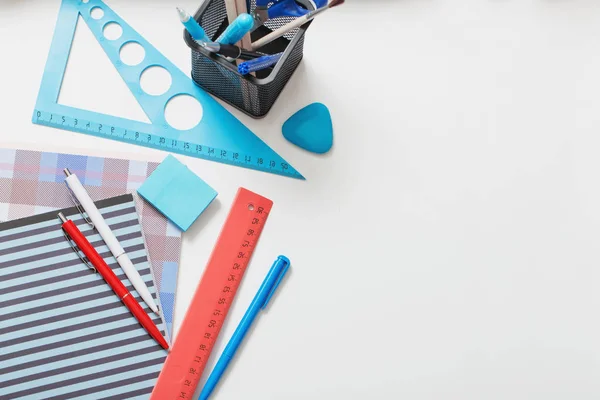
216, 13, 255, 45
177, 7, 209, 43
198, 256, 291, 400
238, 52, 284, 75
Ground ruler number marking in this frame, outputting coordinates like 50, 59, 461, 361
176, 203, 269, 398
33, 110, 301, 178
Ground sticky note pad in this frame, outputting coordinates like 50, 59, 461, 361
137, 155, 217, 231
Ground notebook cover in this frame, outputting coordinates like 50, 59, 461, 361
0, 148, 182, 339
0, 194, 167, 399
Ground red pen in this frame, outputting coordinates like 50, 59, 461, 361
58, 212, 169, 350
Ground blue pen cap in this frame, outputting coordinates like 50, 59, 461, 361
238, 53, 284, 75
216, 13, 255, 45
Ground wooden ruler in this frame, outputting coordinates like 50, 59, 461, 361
151, 188, 273, 399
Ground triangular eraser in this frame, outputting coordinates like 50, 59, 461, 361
282, 103, 333, 154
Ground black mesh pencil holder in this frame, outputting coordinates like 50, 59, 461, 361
185, 0, 313, 118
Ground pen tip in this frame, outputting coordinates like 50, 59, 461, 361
63, 168, 71, 177
161, 338, 170, 350
176, 7, 186, 20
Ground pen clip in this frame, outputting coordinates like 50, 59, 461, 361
62, 229, 96, 274
261, 256, 290, 310
64, 183, 95, 229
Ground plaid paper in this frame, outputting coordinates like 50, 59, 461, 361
0, 148, 181, 340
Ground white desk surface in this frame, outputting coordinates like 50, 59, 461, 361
2, 1, 600, 399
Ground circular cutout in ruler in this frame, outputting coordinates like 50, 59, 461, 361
32, 0, 304, 179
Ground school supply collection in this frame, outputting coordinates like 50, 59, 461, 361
34, 0, 303, 179
58, 212, 169, 350
184, 0, 337, 118
199, 255, 290, 400
65, 168, 159, 314
0, 195, 167, 399
0, 149, 182, 339
0, 0, 342, 398
151, 188, 273, 399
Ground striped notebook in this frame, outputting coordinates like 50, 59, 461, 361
0, 148, 183, 340
0, 194, 167, 400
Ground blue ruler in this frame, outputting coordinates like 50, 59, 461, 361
33, 0, 304, 180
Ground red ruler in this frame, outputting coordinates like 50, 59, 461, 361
151, 188, 273, 400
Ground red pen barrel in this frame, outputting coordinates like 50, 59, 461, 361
63, 220, 128, 297
61, 219, 168, 350
122, 294, 169, 349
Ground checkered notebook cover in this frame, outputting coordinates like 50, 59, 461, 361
0, 148, 181, 339
0, 194, 167, 400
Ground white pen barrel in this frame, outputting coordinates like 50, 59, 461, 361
65, 173, 159, 313
65, 174, 125, 255
117, 253, 158, 313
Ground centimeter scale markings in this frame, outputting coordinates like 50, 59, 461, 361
34, 110, 302, 179
151, 188, 273, 400
178, 222, 261, 399
33, 0, 304, 180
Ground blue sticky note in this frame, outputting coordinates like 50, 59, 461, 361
137, 155, 217, 231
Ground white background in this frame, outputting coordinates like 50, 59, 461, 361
2, 0, 600, 399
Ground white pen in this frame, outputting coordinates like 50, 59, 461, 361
63, 168, 159, 314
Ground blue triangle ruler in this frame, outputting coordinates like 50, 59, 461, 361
33, 0, 304, 180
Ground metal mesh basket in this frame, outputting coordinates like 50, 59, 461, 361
185, 0, 312, 118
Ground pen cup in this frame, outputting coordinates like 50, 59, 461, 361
184, 0, 313, 118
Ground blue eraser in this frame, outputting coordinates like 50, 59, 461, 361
282, 103, 333, 154
137, 155, 217, 232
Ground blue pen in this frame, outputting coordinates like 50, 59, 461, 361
198, 256, 291, 400
177, 7, 210, 43
238, 53, 283, 75
216, 13, 255, 45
